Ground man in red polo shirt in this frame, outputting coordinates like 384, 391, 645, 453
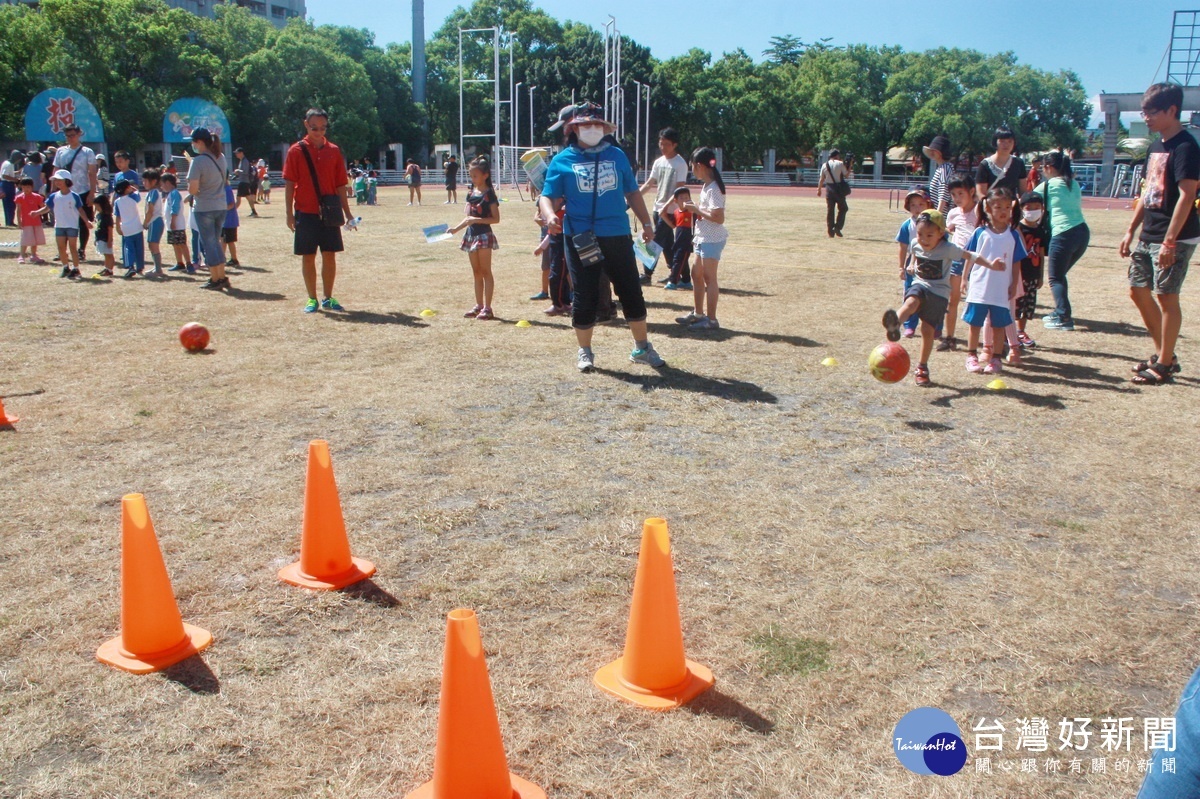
283, 108, 353, 313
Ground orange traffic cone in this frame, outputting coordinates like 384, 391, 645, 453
406, 609, 546, 799
594, 517, 714, 710
279, 440, 375, 590
0, 396, 17, 426
97, 494, 213, 674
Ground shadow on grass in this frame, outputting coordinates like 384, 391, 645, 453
928, 385, 1068, 410
905, 420, 953, 432
646, 321, 821, 349
226, 264, 270, 273
1, 388, 46, 399
595, 366, 778, 403
225, 287, 287, 302
163, 654, 220, 694
1035, 344, 1138, 363
1072, 317, 1151, 337
687, 689, 775, 734
719, 287, 774, 298
342, 578, 400, 607
328, 310, 429, 328
1010, 358, 1138, 393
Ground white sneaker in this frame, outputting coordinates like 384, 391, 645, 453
689, 317, 719, 331
630, 342, 665, 367
676, 312, 701, 325
577, 348, 595, 372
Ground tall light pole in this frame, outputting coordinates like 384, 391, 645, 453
642, 83, 652, 179
412, 0, 427, 162
528, 85, 537, 149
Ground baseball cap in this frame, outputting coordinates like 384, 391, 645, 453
113, 178, 132, 194
905, 186, 931, 201
916, 209, 946, 233
52, 169, 72, 181
190, 127, 213, 143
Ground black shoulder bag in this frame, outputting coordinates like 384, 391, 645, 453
568, 152, 604, 266
299, 142, 345, 228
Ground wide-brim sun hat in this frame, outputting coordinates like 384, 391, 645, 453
922, 135, 951, 160
549, 101, 617, 134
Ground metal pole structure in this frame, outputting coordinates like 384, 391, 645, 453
458, 29, 464, 162
529, 85, 537, 150
632, 80, 642, 173
514, 81, 522, 150
493, 26, 500, 164
643, 84, 652, 179
459, 27, 502, 164
412, 0, 427, 162
508, 34, 515, 146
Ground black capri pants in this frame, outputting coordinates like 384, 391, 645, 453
566, 234, 648, 330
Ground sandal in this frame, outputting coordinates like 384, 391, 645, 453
475, 307, 494, 320
464, 305, 482, 318
882, 309, 901, 342
913, 364, 931, 387
1131, 354, 1181, 375
1132, 361, 1174, 385
935, 336, 957, 352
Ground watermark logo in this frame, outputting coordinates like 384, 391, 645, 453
894, 707, 968, 776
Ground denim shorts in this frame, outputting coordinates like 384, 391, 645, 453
949, 259, 965, 277
55, 227, 78, 238
962, 302, 1014, 328
1129, 240, 1194, 295
695, 239, 726, 261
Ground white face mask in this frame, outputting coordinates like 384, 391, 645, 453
1023, 209, 1044, 224
576, 125, 604, 148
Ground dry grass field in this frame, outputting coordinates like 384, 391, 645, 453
2, 186, 1199, 799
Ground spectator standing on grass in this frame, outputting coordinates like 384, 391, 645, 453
444, 154, 459, 204
186, 127, 231, 291
52, 125, 98, 258
1120, 82, 1200, 386
405, 158, 422, 205
232, 147, 259, 217
923, 135, 954, 215
1034, 151, 1090, 332
816, 148, 850, 238
1, 150, 24, 227
974, 126, 1028, 201
639, 127, 689, 283
22, 151, 45, 196
283, 108, 352, 314
537, 101, 665, 373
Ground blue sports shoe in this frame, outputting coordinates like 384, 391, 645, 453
321, 297, 345, 312
303, 298, 319, 313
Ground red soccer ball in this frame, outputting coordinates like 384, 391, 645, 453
868, 342, 911, 384
179, 322, 210, 352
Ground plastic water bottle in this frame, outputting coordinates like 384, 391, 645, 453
345, 216, 362, 231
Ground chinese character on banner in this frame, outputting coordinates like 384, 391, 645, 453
1163, 757, 1177, 775
1145, 718, 1178, 752
1139, 758, 1155, 774
1020, 758, 1038, 774
1115, 758, 1132, 773
1091, 758, 1108, 773
1100, 717, 1134, 752
1069, 758, 1084, 774
47, 97, 77, 134
976, 757, 992, 774
1045, 759, 1062, 773
974, 717, 1006, 751
1059, 717, 1093, 751
1017, 717, 1050, 752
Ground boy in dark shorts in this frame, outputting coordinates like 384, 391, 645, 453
660, 186, 694, 290
882, 209, 1001, 386
1014, 192, 1050, 348
1120, 82, 1200, 385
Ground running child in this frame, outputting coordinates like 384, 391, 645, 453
660, 185, 694, 290
15, 178, 47, 264
676, 147, 726, 331
113, 179, 144, 277
1014, 191, 1049, 349
449, 156, 500, 320
941, 174, 977, 351
882, 209, 1001, 386
141, 168, 166, 276
895, 187, 933, 338
962, 187, 1028, 375
161, 174, 190, 272
44, 169, 91, 278
91, 193, 116, 276
222, 183, 240, 266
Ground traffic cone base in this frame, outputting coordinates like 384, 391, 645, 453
0, 397, 17, 426
594, 655, 714, 710
97, 621, 212, 674
278, 555, 375, 590
405, 772, 547, 799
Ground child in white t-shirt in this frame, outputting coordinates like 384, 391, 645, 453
676, 146, 727, 332
942, 175, 977, 351
962, 187, 1027, 375
141, 169, 166, 276
161, 173, 190, 272
43, 169, 91, 278
113, 179, 144, 277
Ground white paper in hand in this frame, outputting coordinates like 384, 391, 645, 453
423, 224, 452, 243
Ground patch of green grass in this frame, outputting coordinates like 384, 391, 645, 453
748, 626, 832, 676
136, 409, 153, 418
1049, 518, 1088, 532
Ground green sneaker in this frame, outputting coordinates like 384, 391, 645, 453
303, 298, 319, 313
321, 297, 345, 312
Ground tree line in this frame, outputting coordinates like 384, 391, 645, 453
0, 0, 1091, 168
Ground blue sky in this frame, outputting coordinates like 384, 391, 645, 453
305, 0, 1181, 124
